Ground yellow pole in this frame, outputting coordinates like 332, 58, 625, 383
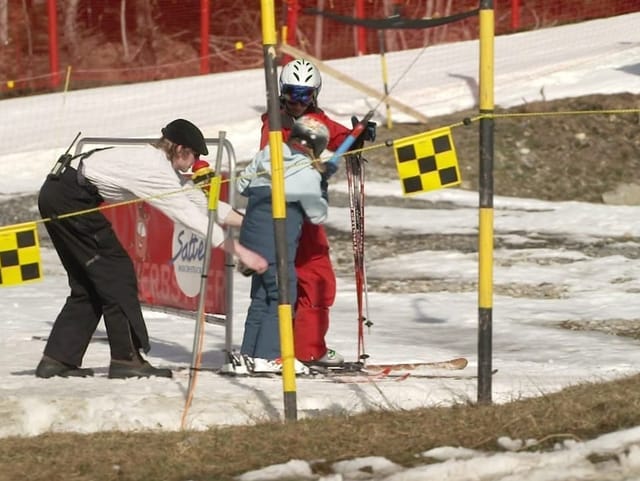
260, 0, 298, 421
63, 66, 72, 93
477, 0, 495, 405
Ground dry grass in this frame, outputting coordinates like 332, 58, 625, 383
2, 374, 640, 480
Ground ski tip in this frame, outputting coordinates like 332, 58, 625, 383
453, 357, 469, 369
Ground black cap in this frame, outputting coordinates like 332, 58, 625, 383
161, 119, 208, 156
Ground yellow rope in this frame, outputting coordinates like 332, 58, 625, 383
2, 106, 637, 233
0, 181, 229, 233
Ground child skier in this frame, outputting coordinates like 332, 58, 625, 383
238, 114, 330, 374
259, 58, 375, 366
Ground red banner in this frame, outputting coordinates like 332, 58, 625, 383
104, 197, 228, 316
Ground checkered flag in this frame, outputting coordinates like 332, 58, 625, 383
0, 223, 42, 287
393, 127, 462, 196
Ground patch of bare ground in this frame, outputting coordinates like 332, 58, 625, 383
327, 93, 640, 339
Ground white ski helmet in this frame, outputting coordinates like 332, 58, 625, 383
289, 114, 329, 158
279, 59, 322, 104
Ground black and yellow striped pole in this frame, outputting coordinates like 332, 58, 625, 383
477, 0, 495, 404
260, 0, 298, 421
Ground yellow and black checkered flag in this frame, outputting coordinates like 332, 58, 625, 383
393, 127, 462, 196
0, 223, 43, 286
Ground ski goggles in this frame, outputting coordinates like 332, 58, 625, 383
281, 85, 315, 105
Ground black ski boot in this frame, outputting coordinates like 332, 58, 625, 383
108, 353, 172, 379
35, 355, 94, 378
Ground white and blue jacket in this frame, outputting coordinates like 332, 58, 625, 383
237, 144, 328, 262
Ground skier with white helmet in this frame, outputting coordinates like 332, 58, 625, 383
260, 58, 349, 149
258, 58, 376, 367
237, 114, 331, 374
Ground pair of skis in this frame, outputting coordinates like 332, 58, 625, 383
307, 357, 470, 383
210, 356, 471, 383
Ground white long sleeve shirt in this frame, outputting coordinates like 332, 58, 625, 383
80, 144, 231, 247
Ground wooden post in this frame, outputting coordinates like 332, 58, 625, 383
279, 43, 428, 124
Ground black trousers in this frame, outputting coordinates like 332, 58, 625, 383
37, 167, 150, 366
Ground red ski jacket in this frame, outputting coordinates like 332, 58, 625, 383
259, 108, 350, 151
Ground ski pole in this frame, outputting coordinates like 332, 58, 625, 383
326, 110, 375, 166
48, 132, 81, 178
181, 131, 225, 429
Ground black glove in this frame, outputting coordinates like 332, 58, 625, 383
364, 120, 377, 142
320, 175, 329, 203
192, 170, 214, 187
351, 116, 377, 143
320, 162, 338, 203
324, 161, 338, 179
191, 167, 215, 195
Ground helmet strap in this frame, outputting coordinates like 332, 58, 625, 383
288, 141, 316, 159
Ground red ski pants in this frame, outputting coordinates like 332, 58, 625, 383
294, 221, 336, 361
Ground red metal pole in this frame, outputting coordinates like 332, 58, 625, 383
511, 0, 521, 29
355, 0, 366, 55
200, 0, 210, 74
286, 0, 298, 46
47, 0, 60, 88
281, 0, 298, 65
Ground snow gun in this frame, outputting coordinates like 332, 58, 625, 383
326, 110, 375, 166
